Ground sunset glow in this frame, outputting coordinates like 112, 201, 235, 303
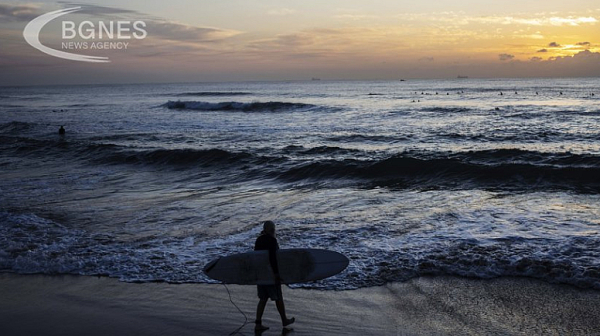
0, 1, 599, 85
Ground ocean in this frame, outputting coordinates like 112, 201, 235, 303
1, 78, 599, 290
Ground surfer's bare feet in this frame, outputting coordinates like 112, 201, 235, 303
255, 320, 269, 331
255, 324, 269, 331
282, 317, 295, 327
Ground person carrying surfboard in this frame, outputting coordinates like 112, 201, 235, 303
254, 220, 295, 331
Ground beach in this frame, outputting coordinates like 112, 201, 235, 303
2, 273, 599, 335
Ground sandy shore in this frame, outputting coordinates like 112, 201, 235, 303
1, 273, 599, 335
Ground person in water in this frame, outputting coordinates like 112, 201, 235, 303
254, 220, 295, 331
58, 126, 65, 135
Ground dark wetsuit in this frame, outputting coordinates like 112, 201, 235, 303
255, 233, 282, 300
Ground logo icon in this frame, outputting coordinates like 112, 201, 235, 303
23, 7, 147, 63
24, 7, 109, 63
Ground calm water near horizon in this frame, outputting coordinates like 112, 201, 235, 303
1, 78, 599, 289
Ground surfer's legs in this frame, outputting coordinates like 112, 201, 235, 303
275, 299, 286, 320
255, 299, 270, 330
276, 299, 295, 327
256, 285, 294, 328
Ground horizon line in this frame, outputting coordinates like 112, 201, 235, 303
2, 75, 600, 88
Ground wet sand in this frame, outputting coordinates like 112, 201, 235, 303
1, 273, 599, 335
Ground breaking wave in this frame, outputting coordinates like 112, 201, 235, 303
174, 92, 252, 97
3, 134, 600, 192
1, 211, 599, 290
163, 100, 318, 112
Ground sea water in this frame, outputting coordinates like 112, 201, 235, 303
1, 78, 599, 289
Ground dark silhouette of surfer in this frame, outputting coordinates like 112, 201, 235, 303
58, 126, 65, 135
254, 221, 295, 331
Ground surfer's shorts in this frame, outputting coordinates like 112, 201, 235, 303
257, 284, 282, 301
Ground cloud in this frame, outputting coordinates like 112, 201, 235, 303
0, 4, 41, 22
59, 3, 139, 16
334, 14, 378, 20
499, 53, 515, 61
248, 33, 315, 51
475, 15, 598, 26
545, 16, 597, 26
576, 41, 591, 47
57, 4, 241, 43
537, 48, 548, 52
394, 12, 599, 27
246, 26, 401, 55
0, 2, 244, 67
553, 49, 600, 62
453, 50, 600, 78
529, 49, 600, 67
148, 21, 241, 42
71, 4, 242, 44
267, 8, 296, 16
516, 33, 544, 40
548, 42, 561, 47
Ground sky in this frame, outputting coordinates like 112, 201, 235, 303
0, 0, 599, 85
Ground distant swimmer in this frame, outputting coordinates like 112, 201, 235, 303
58, 126, 65, 135
495, 107, 500, 111
560, 92, 563, 95
515, 91, 518, 94
536, 92, 539, 95
500, 92, 503, 96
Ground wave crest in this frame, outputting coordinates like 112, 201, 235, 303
163, 100, 317, 112
174, 92, 251, 97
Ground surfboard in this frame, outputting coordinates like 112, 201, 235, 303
203, 248, 349, 285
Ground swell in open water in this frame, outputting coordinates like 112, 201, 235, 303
1, 79, 599, 289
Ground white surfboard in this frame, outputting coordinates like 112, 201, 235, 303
203, 248, 349, 285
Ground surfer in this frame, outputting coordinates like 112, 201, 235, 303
254, 221, 295, 331
58, 126, 65, 135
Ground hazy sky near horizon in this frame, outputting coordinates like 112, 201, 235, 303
1, 0, 599, 85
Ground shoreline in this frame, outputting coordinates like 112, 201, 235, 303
1, 273, 599, 335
